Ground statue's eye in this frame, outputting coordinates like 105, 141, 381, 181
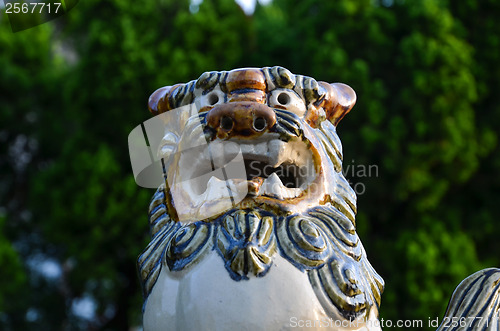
207, 93, 219, 106
277, 92, 290, 105
201, 90, 225, 108
269, 89, 306, 117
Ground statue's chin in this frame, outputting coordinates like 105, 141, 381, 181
144, 253, 380, 331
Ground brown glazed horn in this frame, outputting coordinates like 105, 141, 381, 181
148, 85, 175, 116
319, 82, 357, 126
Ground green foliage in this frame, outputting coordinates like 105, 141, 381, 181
31, 144, 150, 328
1, 0, 499, 329
0, 215, 27, 316
0, 12, 65, 329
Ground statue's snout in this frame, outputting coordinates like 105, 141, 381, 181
206, 101, 276, 139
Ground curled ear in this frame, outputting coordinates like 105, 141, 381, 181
148, 86, 174, 116
319, 82, 357, 126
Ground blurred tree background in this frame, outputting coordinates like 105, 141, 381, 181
1, 0, 499, 329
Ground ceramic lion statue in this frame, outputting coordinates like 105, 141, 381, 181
131, 67, 499, 330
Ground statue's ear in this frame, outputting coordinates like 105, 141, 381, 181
319, 82, 357, 126
148, 86, 174, 116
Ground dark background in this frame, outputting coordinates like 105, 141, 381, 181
1, 0, 499, 329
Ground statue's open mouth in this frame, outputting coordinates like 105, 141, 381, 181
241, 138, 316, 200
175, 135, 317, 203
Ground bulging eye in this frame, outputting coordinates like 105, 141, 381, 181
269, 89, 306, 117
203, 90, 225, 107
207, 92, 219, 106
277, 92, 290, 105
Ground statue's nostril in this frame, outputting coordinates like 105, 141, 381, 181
220, 116, 234, 130
253, 116, 267, 132
206, 102, 276, 138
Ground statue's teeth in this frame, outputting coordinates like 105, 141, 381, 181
209, 141, 249, 168
268, 140, 279, 166
261, 172, 303, 200
237, 143, 268, 162
224, 141, 240, 158
282, 187, 302, 199
268, 140, 289, 167
207, 141, 226, 168
226, 178, 248, 202
240, 144, 252, 157
262, 173, 285, 199
205, 176, 232, 200
255, 142, 267, 157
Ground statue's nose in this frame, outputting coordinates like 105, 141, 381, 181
206, 101, 276, 139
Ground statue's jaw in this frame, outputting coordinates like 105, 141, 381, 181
167, 134, 326, 222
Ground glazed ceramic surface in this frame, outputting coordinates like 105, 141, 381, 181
135, 67, 499, 331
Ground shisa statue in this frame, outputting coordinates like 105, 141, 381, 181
129, 67, 500, 330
